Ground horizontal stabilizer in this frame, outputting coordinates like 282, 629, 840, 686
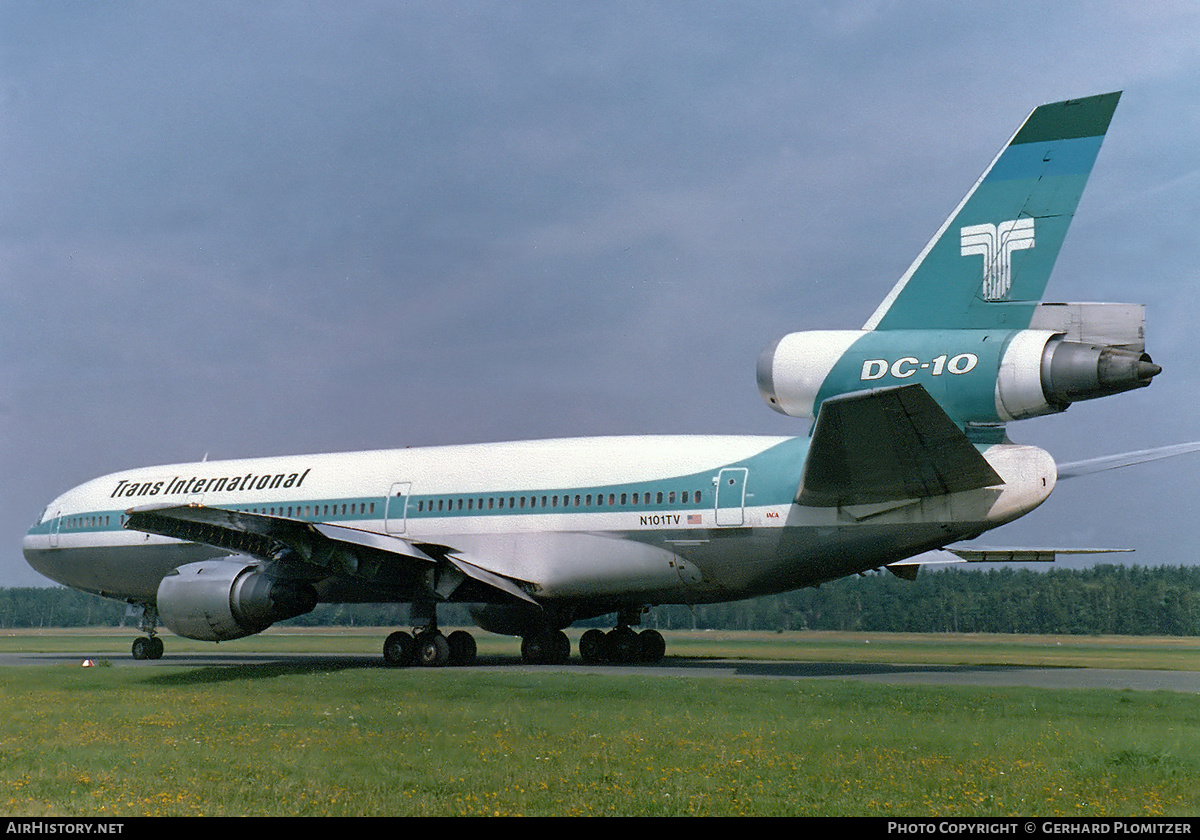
797, 384, 1003, 507
886, 545, 1133, 580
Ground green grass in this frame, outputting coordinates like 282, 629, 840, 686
2, 630, 1200, 816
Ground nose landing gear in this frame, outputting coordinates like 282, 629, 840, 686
131, 603, 163, 660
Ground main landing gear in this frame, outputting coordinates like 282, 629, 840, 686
131, 604, 164, 660
577, 625, 665, 665
381, 605, 668, 667
383, 603, 477, 667
523, 608, 667, 666
383, 628, 478, 667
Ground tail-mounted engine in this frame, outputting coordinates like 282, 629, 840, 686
758, 302, 1159, 425
156, 556, 318, 642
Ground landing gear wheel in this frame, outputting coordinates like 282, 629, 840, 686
416, 632, 451, 667
520, 633, 547, 664
447, 630, 477, 666
637, 629, 665, 663
606, 626, 638, 663
131, 636, 162, 660
579, 628, 606, 664
552, 630, 571, 664
383, 631, 415, 666
521, 630, 570, 665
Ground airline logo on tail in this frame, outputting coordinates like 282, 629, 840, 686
960, 218, 1036, 301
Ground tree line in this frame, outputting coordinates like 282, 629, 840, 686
4, 564, 1200, 636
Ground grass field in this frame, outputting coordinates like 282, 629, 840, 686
2, 628, 1199, 817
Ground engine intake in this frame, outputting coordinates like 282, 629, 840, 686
156, 557, 317, 642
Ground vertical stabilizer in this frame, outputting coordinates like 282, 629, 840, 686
863, 92, 1121, 331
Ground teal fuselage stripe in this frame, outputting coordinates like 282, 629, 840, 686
29, 437, 817, 536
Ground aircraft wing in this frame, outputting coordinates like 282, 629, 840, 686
1056, 441, 1200, 479
123, 504, 537, 604
796, 383, 1003, 507
885, 546, 1133, 580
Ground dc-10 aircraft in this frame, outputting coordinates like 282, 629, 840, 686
22, 91, 1179, 666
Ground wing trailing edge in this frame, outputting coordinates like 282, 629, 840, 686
124, 504, 536, 604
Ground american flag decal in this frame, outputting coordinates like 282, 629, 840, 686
687, 514, 702, 524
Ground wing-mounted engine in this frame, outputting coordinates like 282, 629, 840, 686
156, 556, 317, 641
757, 303, 1159, 426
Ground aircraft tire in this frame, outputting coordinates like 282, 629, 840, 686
520, 633, 547, 664
551, 629, 570, 664
132, 636, 162, 660
383, 631, 416, 666
149, 636, 164, 660
521, 630, 570, 665
606, 626, 638, 663
416, 632, 451, 667
447, 630, 477, 666
637, 629, 665, 663
579, 628, 606, 663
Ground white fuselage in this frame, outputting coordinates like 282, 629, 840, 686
23, 434, 1057, 611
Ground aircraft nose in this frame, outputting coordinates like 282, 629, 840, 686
23, 522, 64, 585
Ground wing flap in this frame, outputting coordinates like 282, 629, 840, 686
125, 504, 321, 564
797, 383, 1003, 507
123, 504, 534, 603
446, 554, 539, 605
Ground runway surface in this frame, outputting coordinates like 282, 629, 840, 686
5, 649, 1200, 693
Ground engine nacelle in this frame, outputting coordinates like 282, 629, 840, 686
156, 557, 318, 642
758, 325, 1159, 425
995, 331, 1161, 421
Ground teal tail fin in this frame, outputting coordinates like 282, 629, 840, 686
862, 91, 1121, 332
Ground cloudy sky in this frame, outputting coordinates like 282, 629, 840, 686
3, 2, 1200, 587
